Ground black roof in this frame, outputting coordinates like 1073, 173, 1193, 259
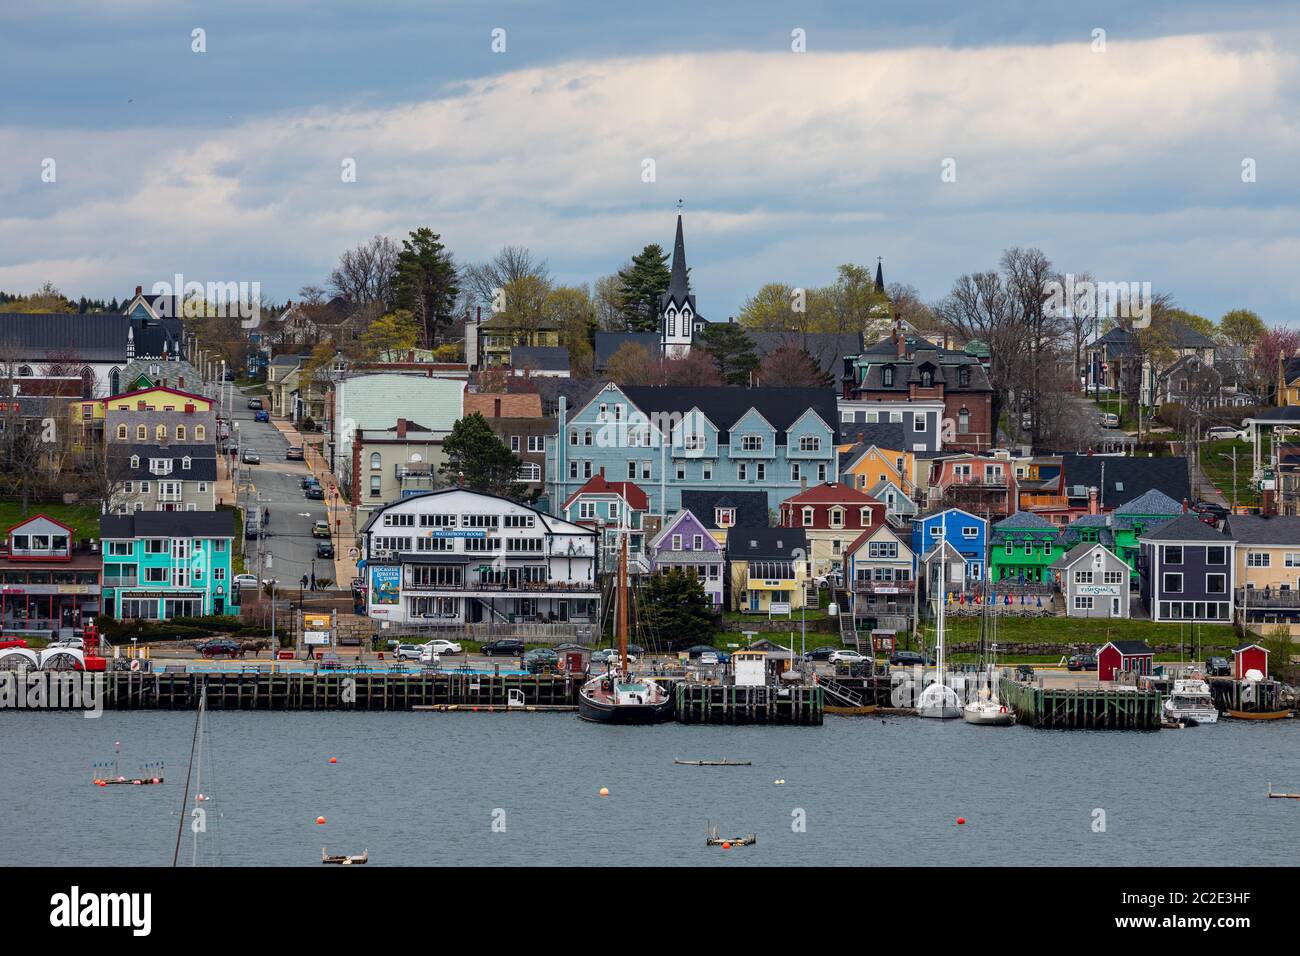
100, 510, 233, 539
747, 331, 864, 381
680, 490, 769, 529
1138, 512, 1234, 543
1060, 454, 1190, 508
0, 313, 131, 362
839, 422, 907, 454
108, 444, 218, 481
619, 385, 839, 443
850, 340, 992, 394
510, 346, 570, 371
725, 527, 807, 559
1221, 514, 1300, 544
1105, 640, 1153, 656
594, 331, 660, 372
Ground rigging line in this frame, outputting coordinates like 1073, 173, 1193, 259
172, 682, 204, 867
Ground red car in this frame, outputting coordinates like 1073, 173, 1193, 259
0, 637, 29, 650
198, 638, 244, 659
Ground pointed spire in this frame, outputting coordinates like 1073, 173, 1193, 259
874, 256, 885, 294
668, 213, 688, 297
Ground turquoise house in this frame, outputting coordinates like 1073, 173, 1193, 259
99, 511, 235, 619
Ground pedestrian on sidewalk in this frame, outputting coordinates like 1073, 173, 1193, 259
310, 571, 316, 591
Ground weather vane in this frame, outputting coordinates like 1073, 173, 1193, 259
677, 198, 683, 210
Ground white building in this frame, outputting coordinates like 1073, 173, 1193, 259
360, 488, 599, 629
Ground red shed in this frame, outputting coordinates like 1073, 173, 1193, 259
1098, 640, 1154, 681
1232, 644, 1269, 680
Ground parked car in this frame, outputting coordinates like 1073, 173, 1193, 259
316, 541, 335, 559
312, 520, 331, 538
591, 647, 639, 665
1066, 655, 1097, 671
305, 485, 325, 500
233, 573, 259, 591
253, 410, 270, 423
697, 651, 719, 666
1206, 656, 1231, 676
319, 652, 342, 671
394, 644, 423, 661
481, 639, 527, 657
48, 637, 85, 650
426, 639, 463, 656
1016, 664, 1035, 680
1100, 412, 1120, 428
247, 399, 263, 410
890, 650, 931, 667
301, 475, 320, 490
1205, 426, 1244, 441
805, 646, 839, 662
828, 649, 866, 664
417, 645, 441, 665
286, 446, 305, 461
198, 638, 243, 659
242, 449, 260, 464
522, 648, 559, 672
1194, 501, 1229, 520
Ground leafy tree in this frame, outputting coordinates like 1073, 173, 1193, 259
1218, 309, 1265, 351
616, 244, 672, 332
697, 322, 760, 385
545, 284, 598, 377
360, 310, 420, 361
640, 569, 717, 651
462, 246, 549, 312
604, 342, 659, 385
0, 281, 71, 313
390, 227, 460, 347
738, 282, 800, 331
439, 412, 524, 499
661, 350, 723, 386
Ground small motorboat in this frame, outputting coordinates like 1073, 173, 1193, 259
1163, 679, 1219, 725
706, 822, 756, 847
322, 848, 369, 865
1225, 709, 1294, 721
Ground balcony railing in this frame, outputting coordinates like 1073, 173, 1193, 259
1020, 494, 1068, 509
402, 579, 600, 593
103, 576, 139, 588
852, 579, 915, 594
1237, 587, 1300, 608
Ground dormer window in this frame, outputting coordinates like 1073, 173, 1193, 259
920, 368, 934, 388
959, 366, 971, 387
882, 366, 894, 387
716, 508, 735, 527
130, 455, 140, 468
182, 456, 192, 470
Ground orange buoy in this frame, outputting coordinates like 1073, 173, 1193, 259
721, 842, 731, 849
329, 757, 337, 764
598, 787, 609, 797
957, 817, 966, 825
316, 816, 326, 825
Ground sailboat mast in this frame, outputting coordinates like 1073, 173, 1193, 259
936, 519, 946, 684
618, 528, 629, 675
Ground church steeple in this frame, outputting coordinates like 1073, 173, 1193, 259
874, 257, 885, 294
668, 213, 689, 300
659, 210, 700, 356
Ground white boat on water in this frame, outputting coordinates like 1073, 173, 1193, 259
919, 521, 960, 720
963, 688, 1014, 725
1163, 679, 1219, 725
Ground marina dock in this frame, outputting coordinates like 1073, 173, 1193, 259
999, 676, 1163, 729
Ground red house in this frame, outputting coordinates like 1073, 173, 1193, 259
1232, 644, 1269, 680
1098, 640, 1154, 681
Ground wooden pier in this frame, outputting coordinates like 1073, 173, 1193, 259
674, 683, 823, 725
999, 677, 1162, 729
97, 670, 580, 711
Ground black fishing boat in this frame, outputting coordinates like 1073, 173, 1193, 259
578, 526, 673, 724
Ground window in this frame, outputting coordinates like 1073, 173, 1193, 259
1246, 551, 1270, 568
1005, 541, 1014, 556
640, 460, 651, 480
570, 430, 578, 446
868, 540, 898, 559
1206, 546, 1226, 565
116, 424, 127, 440
1073, 595, 1094, 611
144, 566, 168, 583
370, 452, 382, 471
181, 457, 191, 470
959, 366, 970, 387
738, 464, 748, 481
882, 367, 894, 387
702, 463, 712, 481
510, 436, 521, 452
1074, 571, 1094, 584
583, 461, 593, 479
626, 461, 636, 480
802, 507, 814, 526
176, 425, 186, 441
675, 463, 685, 481
528, 436, 544, 453
1206, 573, 1227, 594
107, 541, 132, 557
155, 425, 166, 441
829, 508, 844, 528
799, 436, 820, 452
369, 476, 381, 497
817, 463, 827, 482
1103, 570, 1124, 585
716, 508, 734, 527
517, 462, 541, 481
962, 527, 978, 539
136, 425, 147, 441
144, 539, 167, 554
195, 425, 205, 441
741, 435, 763, 452
920, 368, 933, 388
584, 429, 593, 446
791, 463, 801, 481
1163, 572, 1183, 594
756, 463, 766, 481
672, 534, 682, 551
130, 455, 140, 469
958, 408, 970, 434
913, 413, 924, 432
692, 534, 703, 550
1285, 552, 1300, 568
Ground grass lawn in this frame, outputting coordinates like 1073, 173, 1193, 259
0, 501, 102, 539
1200, 439, 1258, 508
933, 615, 1238, 648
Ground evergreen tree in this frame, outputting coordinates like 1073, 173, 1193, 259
698, 322, 760, 385
439, 413, 524, 499
390, 227, 460, 347
616, 244, 672, 332
640, 569, 717, 650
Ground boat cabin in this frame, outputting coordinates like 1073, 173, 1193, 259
1097, 640, 1154, 681
1232, 644, 1269, 680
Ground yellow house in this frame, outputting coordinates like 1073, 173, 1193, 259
66, 398, 104, 454
102, 386, 213, 415
839, 443, 916, 495
1280, 356, 1300, 406
1228, 514, 1300, 637
102, 386, 216, 446
725, 527, 811, 613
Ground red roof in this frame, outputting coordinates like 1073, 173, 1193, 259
845, 520, 901, 557
782, 482, 877, 505
562, 474, 649, 512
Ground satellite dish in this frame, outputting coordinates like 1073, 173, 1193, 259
1244, 668, 1264, 682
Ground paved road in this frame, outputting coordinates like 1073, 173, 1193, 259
226, 392, 338, 591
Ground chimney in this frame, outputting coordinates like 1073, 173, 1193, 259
408, 350, 415, 363
396, 418, 407, 439
856, 431, 864, 444
135, 285, 142, 296
801, 477, 808, 493
1088, 486, 1099, 515
1182, 498, 1189, 513
897, 334, 906, 358
599, 466, 605, 478
493, 397, 501, 418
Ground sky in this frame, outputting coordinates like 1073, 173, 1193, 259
1, 0, 1298, 323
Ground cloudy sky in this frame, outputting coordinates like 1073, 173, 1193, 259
2, 0, 1298, 323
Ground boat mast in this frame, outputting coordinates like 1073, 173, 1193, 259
618, 525, 629, 676
936, 518, 946, 688
172, 683, 205, 867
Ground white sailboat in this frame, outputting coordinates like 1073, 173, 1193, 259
918, 520, 961, 719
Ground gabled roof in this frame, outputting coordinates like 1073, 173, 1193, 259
649, 510, 720, 551
1102, 640, 1153, 656
102, 384, 209, 406
0, 313, 131, 362
781, 482, 878, 506
5, 512, 75, 538
658, 214, 699, 318
1049, 541, 1121, 571
866, 479, 918, 513
562, 474, 649, 512
680, 490, 769, 529
619, 385, 838, 443
1138, 513, 1235, 543
839, 422, 907, 456
1221, 514, 1300, 545
993, 512, 1056, 531
845, 520, 905, 558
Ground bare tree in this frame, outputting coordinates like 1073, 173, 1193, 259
462, 246, 550, 312
933, 271, 1019, 441
329, 235, 398, 308
1001, 247, 1062, 445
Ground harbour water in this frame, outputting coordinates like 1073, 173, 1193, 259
2, 712, 1296, 866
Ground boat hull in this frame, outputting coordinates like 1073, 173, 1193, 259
578, 691, 675, 724
962, 702, 1014, 726
1163, 704, 1219, 724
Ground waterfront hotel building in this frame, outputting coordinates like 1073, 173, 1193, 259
359, 488, 599, 628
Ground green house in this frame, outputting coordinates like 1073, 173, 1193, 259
100, 511, 235, 620
1110, 489, 1183, 578
989, 512, 1061, 583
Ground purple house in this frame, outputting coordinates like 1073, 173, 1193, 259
648, 510, 724, 606
1138, 513, 1236, 623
